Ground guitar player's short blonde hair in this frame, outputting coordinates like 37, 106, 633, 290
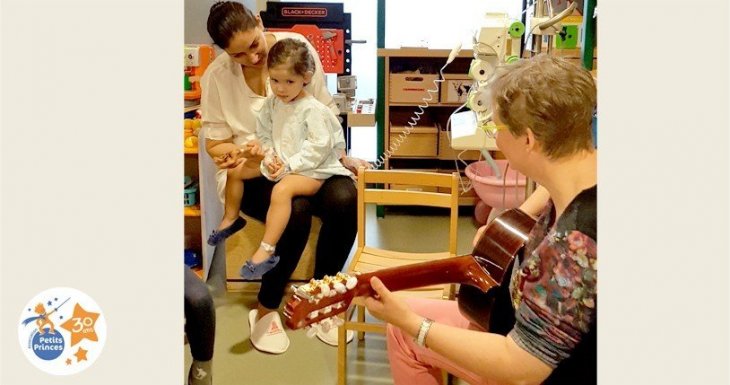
489, 54, 596, 160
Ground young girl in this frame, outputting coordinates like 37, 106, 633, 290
234, 38, 353, 279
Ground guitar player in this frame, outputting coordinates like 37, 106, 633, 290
363, 54, 597, 385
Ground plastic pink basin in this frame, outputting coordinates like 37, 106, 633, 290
465, 160, 527, 209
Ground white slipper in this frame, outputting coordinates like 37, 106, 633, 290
316, 326, 355, 346
248, 309, 290, 354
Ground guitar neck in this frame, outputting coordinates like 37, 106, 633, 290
352, 255, 496, 297
285, 209, 535, 330
284, 255, 495, 329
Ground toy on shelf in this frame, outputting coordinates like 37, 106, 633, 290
260, 2, 360, 75
184, 44, 215, 101
184, 176, 199, 207
184, 117, 202, 149
184, 249, 201, 268
268, 24, 344, 73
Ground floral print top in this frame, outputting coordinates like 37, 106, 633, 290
508, 186, 597, 368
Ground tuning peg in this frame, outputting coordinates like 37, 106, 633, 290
305, 325, 318, 338
308, 310, 319, 319
334, 281, 346, 293
345, 276, 357, 290
319, 283, 331, 297
320, 318, 333, 333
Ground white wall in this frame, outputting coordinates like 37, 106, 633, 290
385, 0, 523, 49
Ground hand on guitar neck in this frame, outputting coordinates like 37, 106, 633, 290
283, 209, 536, 335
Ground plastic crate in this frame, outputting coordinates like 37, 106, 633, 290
184, 181, 198, 207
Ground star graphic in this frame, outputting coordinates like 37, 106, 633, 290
47, 300, 52, 306
60, 304, 100, 346
66, 358, 72, 366
74, 347, 88, 362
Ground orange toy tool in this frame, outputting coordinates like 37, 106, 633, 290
184, 44, 215, 100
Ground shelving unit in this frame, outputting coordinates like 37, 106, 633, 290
377, 48, 480, 206
184, 206, 201, 217
184, 105, 203, 278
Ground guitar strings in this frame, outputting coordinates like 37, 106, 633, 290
474, 255, 506, 272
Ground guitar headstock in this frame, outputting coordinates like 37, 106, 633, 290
284, 272, 360, 335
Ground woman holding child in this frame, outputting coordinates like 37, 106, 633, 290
201, 1, 367, 353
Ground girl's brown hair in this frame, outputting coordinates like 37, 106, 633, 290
266, 38, 315, 78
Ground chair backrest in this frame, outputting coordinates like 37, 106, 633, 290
356, 166, 460, 255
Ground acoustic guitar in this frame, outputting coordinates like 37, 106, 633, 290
283, 209, 535, 333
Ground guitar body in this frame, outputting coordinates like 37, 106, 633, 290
457, 209, 535, 331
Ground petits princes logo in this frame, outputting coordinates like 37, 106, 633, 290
18, 287, 106, 375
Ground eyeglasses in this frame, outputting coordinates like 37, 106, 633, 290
482, 122, 508, 138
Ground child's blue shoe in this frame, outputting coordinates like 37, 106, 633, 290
207, 216, 246, 246
240, 254, 280, 280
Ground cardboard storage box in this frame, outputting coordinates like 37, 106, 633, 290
389, 73, 439, 103
438, 130, 481, 160
389, 124, 438, 157
440, 74, 473, 104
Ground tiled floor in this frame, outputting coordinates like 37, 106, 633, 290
184, 204, 480, 385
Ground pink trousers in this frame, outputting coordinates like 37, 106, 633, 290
386, 298, 498, 385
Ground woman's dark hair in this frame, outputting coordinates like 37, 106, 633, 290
266, 38, 315, 77
206, 1, 258, 49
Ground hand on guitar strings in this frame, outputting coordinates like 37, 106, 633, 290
364, 277, 422, 334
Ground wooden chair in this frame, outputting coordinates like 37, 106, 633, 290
337, 167, 461, 385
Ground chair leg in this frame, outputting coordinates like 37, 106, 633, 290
338, 316, 347, 385
357, 305, 366, 341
